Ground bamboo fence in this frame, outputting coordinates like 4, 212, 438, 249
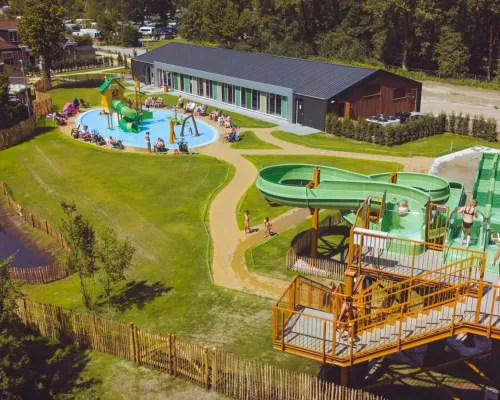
1, 181, 71, 284
15, 298, 386, 400
33, 90, 53, 119
0, 117, 37, 150
286, 213, 348, 282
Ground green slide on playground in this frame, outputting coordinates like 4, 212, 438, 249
111, 99, 139, 132
256, 164, 465, 244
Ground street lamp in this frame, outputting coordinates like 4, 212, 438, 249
20, 59, 31, 118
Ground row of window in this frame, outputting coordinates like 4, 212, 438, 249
159, 70, 287, 119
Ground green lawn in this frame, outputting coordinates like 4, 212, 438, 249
0, 128, 319, 374
140, 37, 189, 50
245, 210, 349, 281
205, 106, 277, 128
236, 154, 403, 230
230, 131, 281, 150
47, 86, 102, 111
272, 131, 500, 157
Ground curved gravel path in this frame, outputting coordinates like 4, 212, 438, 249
198, 122, 435, 298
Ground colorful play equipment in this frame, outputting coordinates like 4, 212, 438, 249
257, 163, 500, 379
169, 120, 176, 144
179, 114, 199, 137
98, 77, 153, 133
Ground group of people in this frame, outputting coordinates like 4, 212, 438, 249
223, 126, 241, 143
243, 210, 273, 238
144, 97, 164, 109
145, 132, 167, 153
108, 136, 124, 149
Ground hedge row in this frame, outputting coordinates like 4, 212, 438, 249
324, 112, 497, 146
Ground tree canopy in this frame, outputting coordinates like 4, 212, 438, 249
17, 0, 66, 77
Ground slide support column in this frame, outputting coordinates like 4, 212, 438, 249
310, 167, 321, 262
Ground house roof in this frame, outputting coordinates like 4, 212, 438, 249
0, 37, 19, 51
98, 77, 125, 93
0, 20, 17, 30
133, 43, 383, 99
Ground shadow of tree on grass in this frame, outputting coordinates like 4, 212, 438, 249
104, 280, 172, 312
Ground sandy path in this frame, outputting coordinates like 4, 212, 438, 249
199, 123, 435, 298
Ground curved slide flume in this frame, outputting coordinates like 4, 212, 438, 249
256, 164, 464, 241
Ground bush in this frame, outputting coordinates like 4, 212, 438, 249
121, 24, 138, 47
324, 111, 498, 146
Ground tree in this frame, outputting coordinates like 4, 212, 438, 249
0, 65, 13, 129
121, 24, 138, 47
317, 29, 369, 63
97, 227, 135, 297
17, 0, 66, 78
435, 26, 470, 76
117, 52, 123, 66
60, 201, 97, 310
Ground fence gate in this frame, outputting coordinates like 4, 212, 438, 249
426, 202, 450, 248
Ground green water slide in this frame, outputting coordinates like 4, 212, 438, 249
111, 99, 139, 132
256, 164, 465, 243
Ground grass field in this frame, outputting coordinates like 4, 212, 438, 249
245, 210, 349, 281
48, 86, 102, 111
139, 37, 189, 50
271, 131, 500, 157
236, 154, 403, 230
0, 128, 320, 376
230, 131, 281, 149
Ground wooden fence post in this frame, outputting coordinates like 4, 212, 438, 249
211, 347, 217, 392
45, 220, 49, 234
128, 322, 136, 363
203, 347, 209, 390
133, 325, 140, 365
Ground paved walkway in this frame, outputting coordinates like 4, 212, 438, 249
61, 109, 435, 299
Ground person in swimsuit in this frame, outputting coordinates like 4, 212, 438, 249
490, 232, 500, 300
398, 199, 409, 216
338, 296, 357, 342
458, 199, 478, 248
145, 132, 151, 153
244, 210, 251, 234
264, 217, 272, 238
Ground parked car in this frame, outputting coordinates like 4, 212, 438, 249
366, 114, 401, 126
157, 28, 174, 39
138, 26, 156, 36
395, 111, 423, 123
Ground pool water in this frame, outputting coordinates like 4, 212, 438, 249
76, 109, 219, 149
0, 224, 48, 268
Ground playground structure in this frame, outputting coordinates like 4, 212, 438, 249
256, 163, 500, 389
99, 77, 153, 133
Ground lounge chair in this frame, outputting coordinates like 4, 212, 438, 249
79, 99, 90, 108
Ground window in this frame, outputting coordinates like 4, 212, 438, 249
241, 88, 246, 108
180, 74, 184, 91
1, 52, 14, 66
276, 94, 282, 115
205, 79, 212, 98
222, 83, 226, 103
252, 89, 259, 111
8, 31, 19, 42
228, 85, 234, 104
197, 78, 204, 96
364, 84, 381, 97
393, 87, 407, 99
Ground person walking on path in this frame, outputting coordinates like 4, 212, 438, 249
244, 210, 251, 234
145, 132, 151, 153
264, 217, 273, 238
458, 199, 478, 248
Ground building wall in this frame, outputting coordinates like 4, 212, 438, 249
293, 95, 327, 131
331, 71, 422, 120
132, 60, 153, 84
0, 48, 22, 67
145, 60, 295, 123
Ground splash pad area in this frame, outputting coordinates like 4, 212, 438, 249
76, 108, 219, 149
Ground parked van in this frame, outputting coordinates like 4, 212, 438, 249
138, 26, 156, 36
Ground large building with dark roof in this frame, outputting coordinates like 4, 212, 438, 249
132, 43, 422, 130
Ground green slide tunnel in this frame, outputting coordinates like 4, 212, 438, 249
111, 99, 139, 133
256, 164, 464, 246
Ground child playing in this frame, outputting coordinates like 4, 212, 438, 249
338, 296, 358, 343
244, 210, 251, 234
145, 132, 151, 153
264, 217, 272, 238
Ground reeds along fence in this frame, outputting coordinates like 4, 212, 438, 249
33, 90, 53, 120
286, 213, 348, 282
1, 181, 70, 284
0, 117, 36, 150
16, 298, 386, 400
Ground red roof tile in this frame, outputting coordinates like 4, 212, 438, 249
0, 20, 18, 29
0, 37, 19, 50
